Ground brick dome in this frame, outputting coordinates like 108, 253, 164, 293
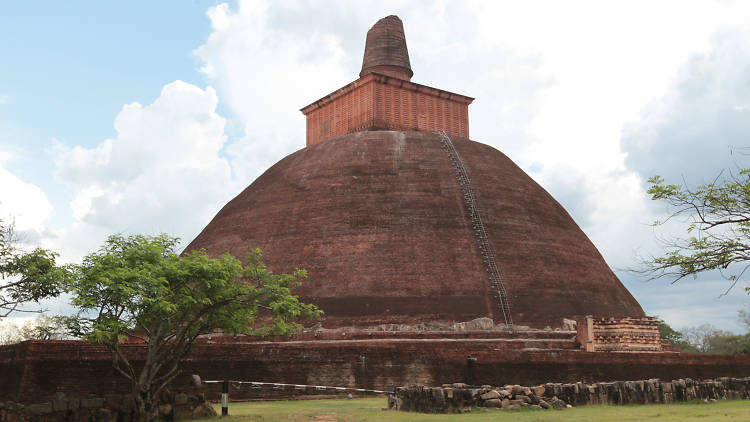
185, 130, 645, 329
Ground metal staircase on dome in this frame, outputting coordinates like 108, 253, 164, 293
437, 131, 513, 328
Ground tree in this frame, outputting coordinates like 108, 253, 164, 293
656, 320, 750, 354
705, 331, 750, 354
64, 234, 321, 422
739, 309, 750, 330
19, 314, 70, 340
0, 314, 70, 344
677, 323, 750, 354
657, 319, 699, 353
680, 324, 729, 353
0, 219, 67, 318
644, 171, 750, 296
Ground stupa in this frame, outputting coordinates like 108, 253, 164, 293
7, 16, 750, 408
185, 15, 644, 330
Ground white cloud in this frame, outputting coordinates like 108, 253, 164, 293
50, 80, 233, 259
616, 28, 750, 332
628, 274, 750, 333
623, 29, 750, 187
194, 1, 353, 187
194, 1, 552, 186
0, 162, 53, 243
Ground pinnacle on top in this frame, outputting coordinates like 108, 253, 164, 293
360, 15, 413, 81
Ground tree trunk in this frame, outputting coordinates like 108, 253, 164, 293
134, 389, 156, 422
134, 393, 148, 422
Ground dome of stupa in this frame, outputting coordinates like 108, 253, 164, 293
185, 16, 644, 329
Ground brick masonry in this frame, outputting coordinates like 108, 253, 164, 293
301, 74, 472, 146
192, 15, 646, 330
577, 316, 665, 352
3, 339, 750, 403
359, 15, 413, 80
300, 15, 472, 146
184, 131, 645, 329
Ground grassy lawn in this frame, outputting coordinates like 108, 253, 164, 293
204, 397, 750, 421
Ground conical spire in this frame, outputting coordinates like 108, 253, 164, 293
360, 15, 413, 81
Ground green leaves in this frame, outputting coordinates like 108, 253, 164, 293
643, 170, 750, 290
63, 233, 322, 420
67, 232, 321, 349
1, 220, 67, 317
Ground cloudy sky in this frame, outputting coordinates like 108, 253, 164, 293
2, 0, 750, 332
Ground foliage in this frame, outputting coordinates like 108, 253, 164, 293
0, 219, 67, 318
657, 319, 698, 352
64, 234, 321, 422
739, 309, 750, 330
706, 332, 750, 355
680, 324, 733, 353
23, 314, 71, 340
643, 172, 750, 295
657, 316, 750, 354
657, 319, 683, 344
643, 169, 750, 354
643, 170, 750, 353
0, 314, 70, 344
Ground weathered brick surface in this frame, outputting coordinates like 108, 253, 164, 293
185, 131, 644, 329
3, 340, 750, 403
0, 343, 25, 401
359, 15, 413, 81
205, 327, 579, 343
577, 316, 664, 352
301, 74, 472, 146
301, 14, 471, 146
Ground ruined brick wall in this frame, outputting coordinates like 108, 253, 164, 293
3, 340, 750, 404
577, 316, 662, 352
0, 343, 24, 400
301, 74, 472, 146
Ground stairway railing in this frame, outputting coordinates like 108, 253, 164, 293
436, 131, 513, 328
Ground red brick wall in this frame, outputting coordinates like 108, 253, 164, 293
372, 76, 470, 139
4, 340, 750, 403
304, 78, 375, 146
302, 74, 472, 146
0, 344, 24, 401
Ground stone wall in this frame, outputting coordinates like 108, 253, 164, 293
3, 339, 750, 404
0, 392, 214, 422
392, 377, 750, 413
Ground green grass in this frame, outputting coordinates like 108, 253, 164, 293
204, 397, 750, 422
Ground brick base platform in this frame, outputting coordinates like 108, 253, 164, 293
3, 337, 750, 403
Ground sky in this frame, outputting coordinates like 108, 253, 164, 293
1, 0, 750, 332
